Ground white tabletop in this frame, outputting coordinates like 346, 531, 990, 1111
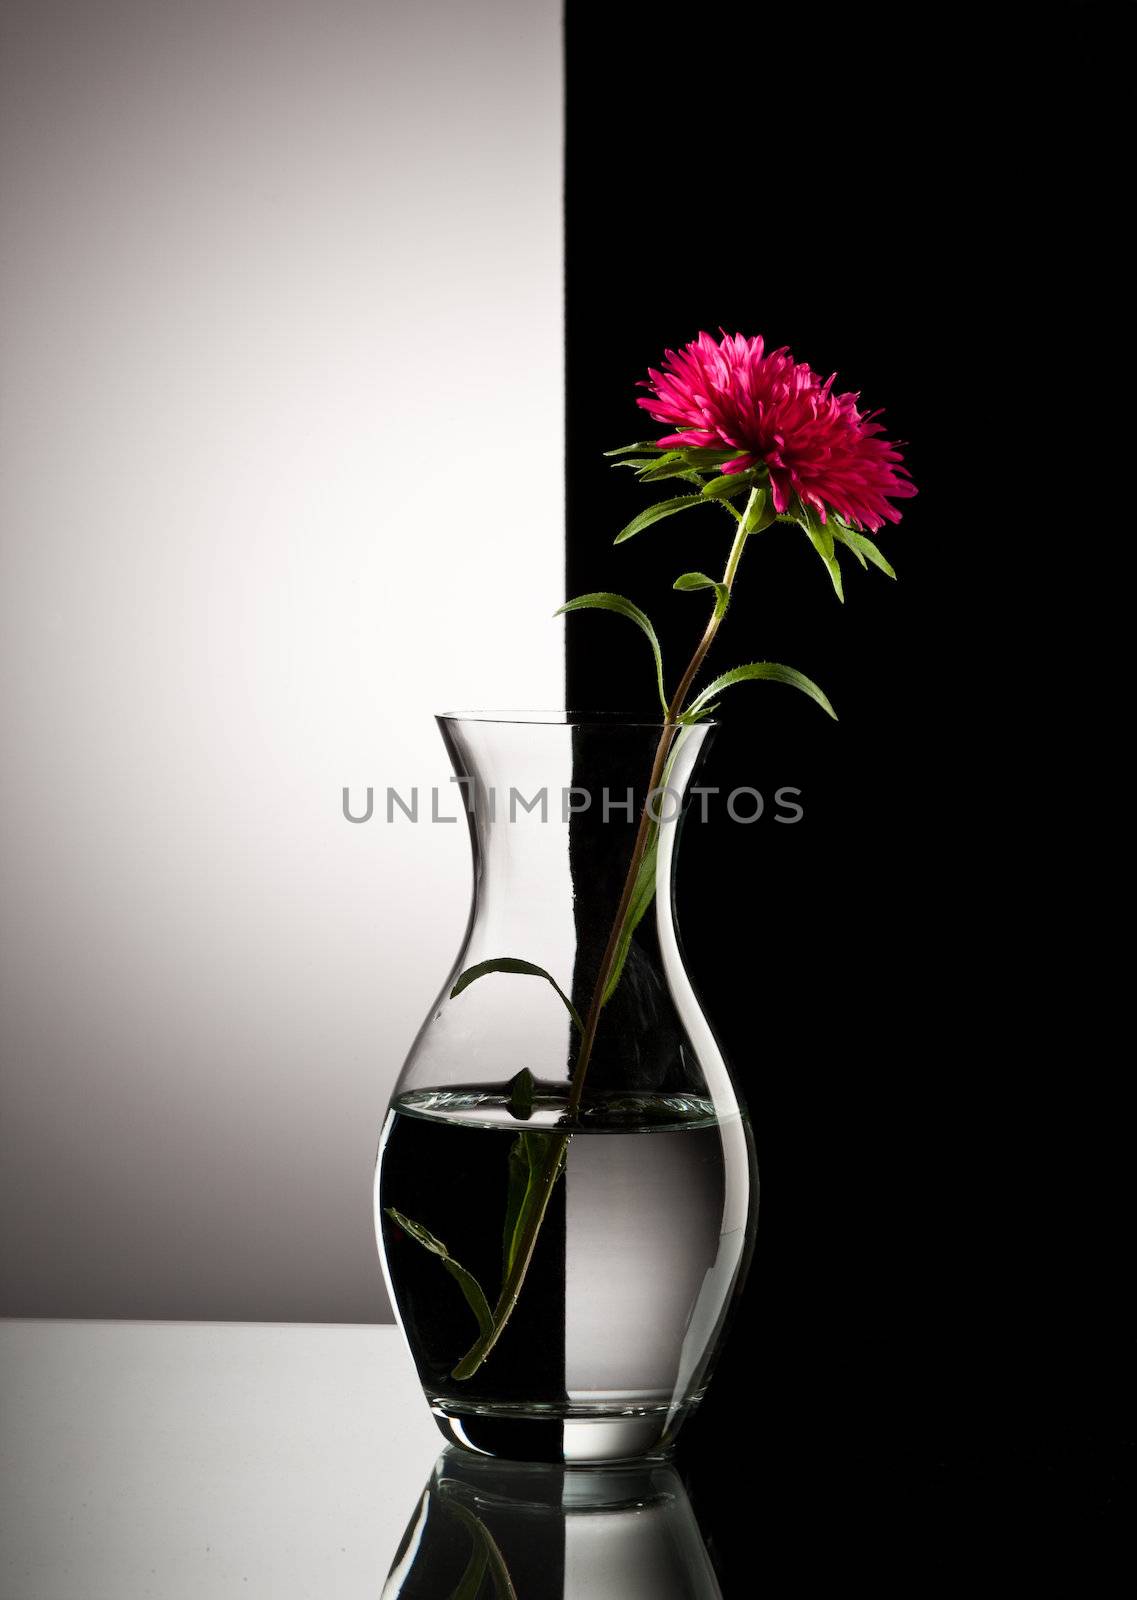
0, 1320, 441, 1600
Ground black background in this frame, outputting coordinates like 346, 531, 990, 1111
565, 5, 1129, 1583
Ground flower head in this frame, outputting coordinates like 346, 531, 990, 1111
637, 330, 915, 533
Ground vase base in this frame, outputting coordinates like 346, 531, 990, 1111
427, 1398, 695, 1465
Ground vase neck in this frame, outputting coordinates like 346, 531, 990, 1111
391, 715, 724, 1107
437, 715, 712, 953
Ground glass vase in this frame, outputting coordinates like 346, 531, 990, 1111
374, 712, 757, 1464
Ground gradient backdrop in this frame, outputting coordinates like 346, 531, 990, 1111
0, 0, 563, 1322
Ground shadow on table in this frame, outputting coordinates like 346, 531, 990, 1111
381, 1448, 721, 1598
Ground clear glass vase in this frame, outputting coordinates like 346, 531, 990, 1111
374, 712, 757, 1464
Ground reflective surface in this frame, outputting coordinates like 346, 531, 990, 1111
384, 1449, 721, 1598
0, 1321, 439, 1599
0, 1321, 722, 1599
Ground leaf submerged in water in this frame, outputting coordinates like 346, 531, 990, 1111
383, 1206, 494, 1342
502, 1131, 545, 1282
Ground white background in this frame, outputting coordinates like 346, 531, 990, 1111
0, 0, 564, 1320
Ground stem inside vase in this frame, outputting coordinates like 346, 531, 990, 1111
448, 497, 758, 1380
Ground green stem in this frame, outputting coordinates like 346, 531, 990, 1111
450, 1137, 565, 1380
568, 495, 753, 1114
451, 489, 760, 1380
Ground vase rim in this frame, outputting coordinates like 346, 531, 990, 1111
437, 708, 719, 729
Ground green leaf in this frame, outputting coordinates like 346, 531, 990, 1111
383, 1207, 495, 1342
502, 1135, 531, 1280
638, 459, 704, 484
806, 531, 844, 601
677, 701, 719, 724
831, 523, 867, 567
602, 824, 660, 1005
613, 494, 710, 545
602, 440, 669, 456
793, 500, 845, 601
742, 485, 772, 534
598, 730, 688, 1007
673, 571, 730, 618
610, 451, 684, 479
502, 1131, 556, 1281
700, 470, 758, 500
686, 661, 838, 721
679, 447, 750, 469
452, 1135, 569, 1380
833, 522, 897, 579
451, 957, 584, 1034
799, 501, 834, 559
556, 592, 667, 715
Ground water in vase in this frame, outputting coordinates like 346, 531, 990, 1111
377, 1085, 752, 1460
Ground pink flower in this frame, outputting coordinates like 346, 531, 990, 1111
637, 330, 916, 533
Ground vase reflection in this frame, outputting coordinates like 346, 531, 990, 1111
383, 1448, 721, 1599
